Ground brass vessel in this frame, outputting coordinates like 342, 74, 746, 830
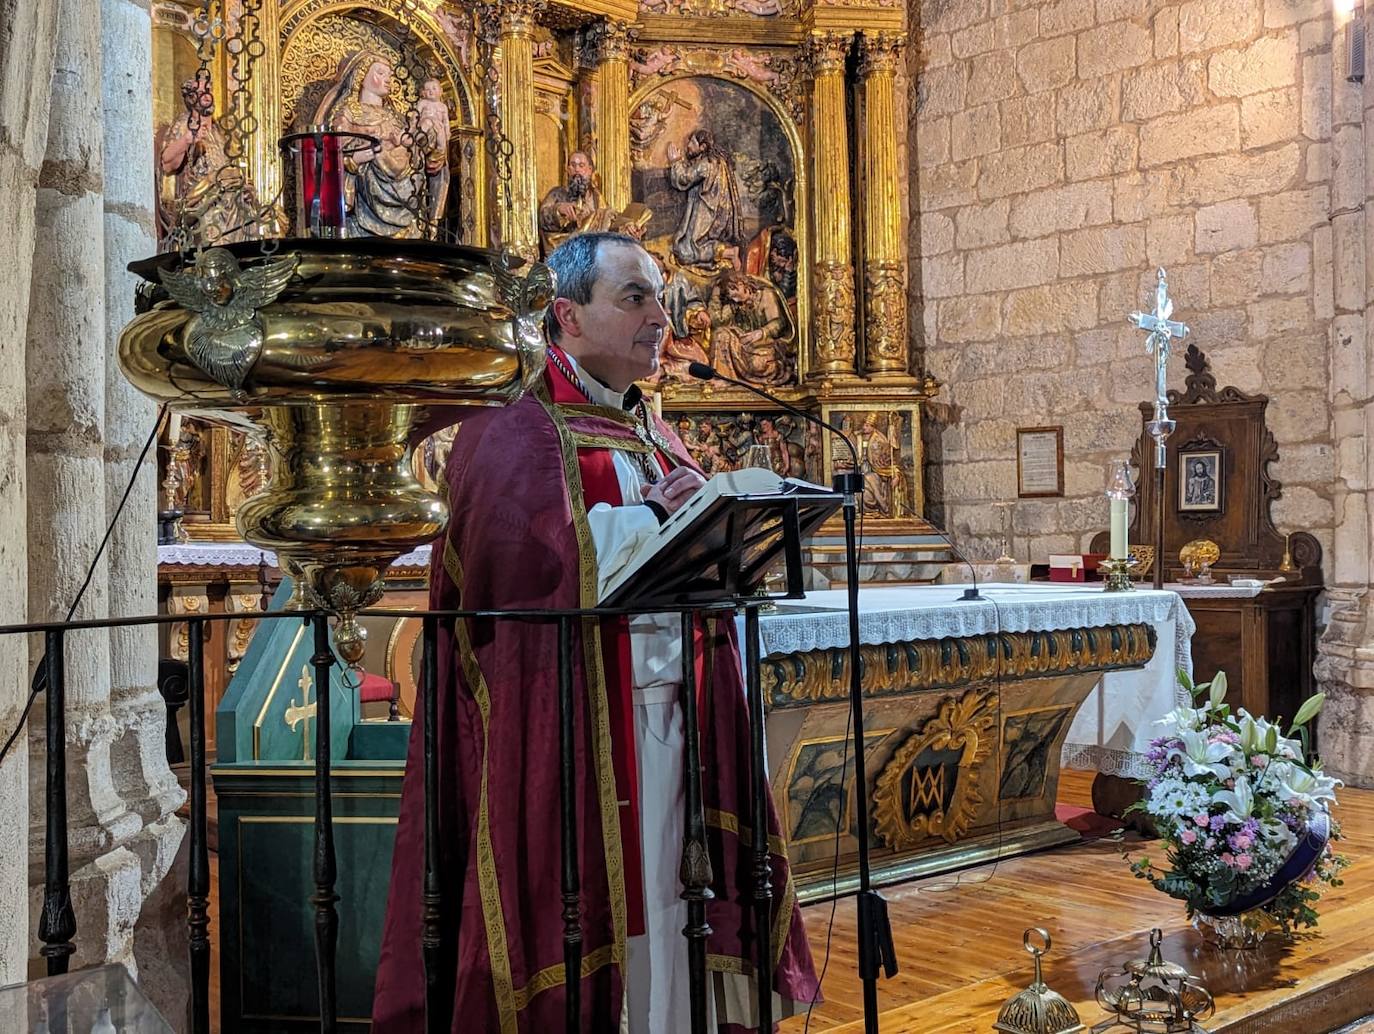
120, 237, 551, 658
994, 928, 1085, 1034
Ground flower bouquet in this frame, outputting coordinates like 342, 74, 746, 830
1127, 670, 1348, 947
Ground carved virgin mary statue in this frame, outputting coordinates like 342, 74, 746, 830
313, 50, 424, 238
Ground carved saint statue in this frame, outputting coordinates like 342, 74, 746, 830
415, 78, 451, 226
666, 128, 743, 267
537, 151, 649, 255
314, 51, 429, 238
707, 271, 795, 387
856, 411, 909, 518
156, 78, 261, 249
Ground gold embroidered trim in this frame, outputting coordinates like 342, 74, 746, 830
704, 805, 796, 969
572, 432, 653, 453
705, 807, 789, 856
540, 389, 631, 982
512, 943, 617, 1011
445, 545, 518, 1034
557, 402, 636, 424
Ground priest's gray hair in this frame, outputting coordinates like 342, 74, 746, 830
543, 231, 641, 342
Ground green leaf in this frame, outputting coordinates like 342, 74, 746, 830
1209, 671, 1229, 708
1266, 725, 1278, 754
1291, 693, 1326, 730
1178, 668, 1195, 693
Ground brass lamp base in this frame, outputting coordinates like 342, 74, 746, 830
1100, 558, 1134, 592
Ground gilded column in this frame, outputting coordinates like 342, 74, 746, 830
248, 0, 281, 210
804, 32, 856, 377
860, 31, 907, 376
585, 19, 633, 211
498, 0, 542, 259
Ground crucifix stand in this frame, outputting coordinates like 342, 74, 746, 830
285, 664, 317, 761
1128, 268, 1190, 590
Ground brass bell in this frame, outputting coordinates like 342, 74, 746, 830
994, 928, 1085, 1034
1093, 928, 1213, 1033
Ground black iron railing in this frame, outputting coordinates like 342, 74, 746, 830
5, 598, 778, 1034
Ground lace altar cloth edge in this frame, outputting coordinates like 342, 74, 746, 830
157, 542, 433, 569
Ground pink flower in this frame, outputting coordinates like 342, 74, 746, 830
1252, 755, 1269, 768
1221, 851, 1235, 866
1232, 834, 1253, 851
1181, 829, 1198, 845
1235, 853, 1253, 871
1193, 814, 1210, 827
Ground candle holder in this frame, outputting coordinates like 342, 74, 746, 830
1104, 460, 1136, 592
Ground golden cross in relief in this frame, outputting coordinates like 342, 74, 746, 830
284, 664, 317, 761
1128, 267, 1190, 404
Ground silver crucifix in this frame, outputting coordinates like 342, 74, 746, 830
1128, 267, 1189, 469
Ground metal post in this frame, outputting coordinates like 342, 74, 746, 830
186, 620, 210, 1034
39, 629, 76, 1034
1154, 464, 1166, 590
558, 616, 583, 1033
678, 613, 713, 1034
310, 613, 339, 1032
745, 605, 773, 1029
421, 615, 450, 1034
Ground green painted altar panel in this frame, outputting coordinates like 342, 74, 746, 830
214, 764, 403, 1032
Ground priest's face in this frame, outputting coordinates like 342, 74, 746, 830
559, 241, 667, 392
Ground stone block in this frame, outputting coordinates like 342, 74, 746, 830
1208, 32, 1299, 98
1210, 248, 1265, 305
1154, 7, 1180, 58
940, 294, 1003, 343
1121, 60, 1207, 121
1265, 0, 1324, 27
1138, 105, 1241, 167
919, 159, 980, 210
1194, 199, 1258, 253
1016, 36, 1076, 94
993, 9, 1042, 51
1248, 296, 1311, 338
916, 116, 951, 167
1271, 441, 1335, 485
1260, 240, 1312, 294
1240, 87, 1300, 149
1160, 260, 1212, 309
921, 0, 989, 34
921, 211, 955, 254
922, 251, 966, 298
1057, 75, 1121, 135
951, 103, 1003, 161
1261, 331, 1325, 389
1064, 408, 1141, 453
1003, 280, 1099, 335
1185, 305, 1249, 347
1041, 0, 1096, 37
952, 20, 995, 59
1147, 213, 1194, 265
1001, 93, 1058, 147
955, 198, 1011, 248
1009, 180, 1113, 237
1078, 20, 1154, 78
919, 64, 966, 118
1113, 169, 1175, 221
968, 50, 1020, 107
978, 141, 1064, 199
1178, 0, 1262, 53
1060, 223, 1146, 276
966, 236, 1061, 291
949, 374, 1008, 416
919, 32, 953, 69
1332, 215, 1364, 311
1066, 126, 1138, 180
1313, 223, 1333, 319
1176, 143, 1302, 204
1306, 141, 1330, 183
1257, 185, 1329, 243
1274, 485, 1334, 530
1301, 52, 1331, 141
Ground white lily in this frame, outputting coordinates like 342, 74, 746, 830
1212, 774, 1256, 823
1235, 710, 1275, 755
1168, 728, 1234, 780
1157, 705, 1208, 734
1268, 761, 1341, 809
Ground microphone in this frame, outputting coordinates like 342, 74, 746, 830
927, 525, 986, 603
685, 362, 861, 492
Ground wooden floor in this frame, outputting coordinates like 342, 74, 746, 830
203, 771, 1374, 1032
780, 770, 1374, 1033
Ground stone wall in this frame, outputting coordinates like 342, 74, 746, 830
909, 0, 1337, 572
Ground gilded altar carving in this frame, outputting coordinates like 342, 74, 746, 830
863, 262, 907, 369
761, 623, 1157, 708
811, 261, 856, 370
872, 690, 996, 848
628, 46, 804, 125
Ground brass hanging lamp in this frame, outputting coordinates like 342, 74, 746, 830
993, 928, 1085, 1034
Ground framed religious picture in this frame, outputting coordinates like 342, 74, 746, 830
1178, 448, 1224, 513
819, 403, 925, 531
1016, 426, 1064, 498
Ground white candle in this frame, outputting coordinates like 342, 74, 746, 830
1109, 497, 1128, 560
651, 391, 663, 421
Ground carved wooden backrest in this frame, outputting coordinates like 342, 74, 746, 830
1112, 344, 1321, 580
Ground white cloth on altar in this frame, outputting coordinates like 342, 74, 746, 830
755, 583, 1195, 778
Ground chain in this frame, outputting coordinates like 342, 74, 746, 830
390, 0, 438, 240
474, 5, 516, 261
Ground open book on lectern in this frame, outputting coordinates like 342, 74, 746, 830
598, 467, 842, 608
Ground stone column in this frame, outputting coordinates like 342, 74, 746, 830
804, 31, 857, 378
584, 19, 632, 211
859, 31, 908, 377
1317, 10, 1374, 785
26, 0, 146, 970
0, 0, 61, 987
497, 0, 541, 260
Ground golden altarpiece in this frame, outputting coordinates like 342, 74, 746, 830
151, 0, 936, 727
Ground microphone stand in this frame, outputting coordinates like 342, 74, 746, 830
686, 365, 895, 1032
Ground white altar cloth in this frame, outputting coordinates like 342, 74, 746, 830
157, 542, 433, 569
755, 583, 1195, 778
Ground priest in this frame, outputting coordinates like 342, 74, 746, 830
372, 231, 818, 1032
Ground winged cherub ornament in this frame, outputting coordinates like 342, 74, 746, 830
158, 248, 298, 399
